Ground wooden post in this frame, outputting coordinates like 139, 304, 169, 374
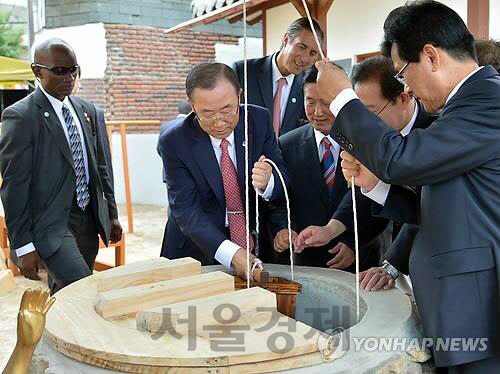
467, 0, 489, 39
120, 123, 133, 233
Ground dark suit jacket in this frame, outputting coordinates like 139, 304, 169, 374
158, 104, 288, 265
96, 107, 114, 185
0, 88, 117, 260
331, 66, 500, 367
269, 124, 385, 269
232, 55, 307, 135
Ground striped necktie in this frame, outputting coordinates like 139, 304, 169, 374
62, 104, 90, 210
320, 137, 336, 198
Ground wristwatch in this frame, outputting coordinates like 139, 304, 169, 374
382, 262, 399, 280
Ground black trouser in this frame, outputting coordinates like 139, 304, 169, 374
44, 198, 99, 294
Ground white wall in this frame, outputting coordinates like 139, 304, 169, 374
34, 23, 107, 79
265, 3, 300, 54
490, 0, 500, 40
215, 37, 263, 66
111, 134, 167, 208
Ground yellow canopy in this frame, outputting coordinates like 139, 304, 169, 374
0, 55, 35, 83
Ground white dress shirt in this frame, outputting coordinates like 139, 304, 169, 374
328, 66, 484, 207
16, 87, 90, 257
211, 132, 275, 269
271, 53, 295, 122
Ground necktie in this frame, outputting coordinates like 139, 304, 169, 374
320, 137, 336, 198
62, 104, 90, 210
273, 77, 286, 136
220, 139, 254, 252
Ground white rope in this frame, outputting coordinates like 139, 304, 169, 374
243, 0, 250, 289
255, 158, 294, 281
299, 1, 360, 321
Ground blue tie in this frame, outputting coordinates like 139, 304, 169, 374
62, 104, 90, 210
320, 137, 336, 198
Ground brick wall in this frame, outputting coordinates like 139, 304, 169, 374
77, 24, 239, 133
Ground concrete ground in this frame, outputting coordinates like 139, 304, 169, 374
0, 204, 166, 369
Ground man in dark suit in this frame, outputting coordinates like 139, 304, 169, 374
316, 2, 500, 371
232, 17, 323, 137
158, 63, 288, 279
0, 39, 122, 294
269, 65, 387, 270
295, 56, 436, 288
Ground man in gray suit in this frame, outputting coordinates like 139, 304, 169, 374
0, 38, 122, 293
316, 1, 500, 372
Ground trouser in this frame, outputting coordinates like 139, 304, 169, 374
44, 199, 99, 294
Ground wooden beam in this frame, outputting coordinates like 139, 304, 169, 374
248, 13, 263, 25
467, 0, 489, 39
289, 0, 307, 17
263, 9, 267, 55
228, 0, 288, 23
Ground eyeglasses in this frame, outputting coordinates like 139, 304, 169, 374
32, 63, 80, 76
394, 62, 410, 86
196, 108, 239, 124
376, 100, 391, 115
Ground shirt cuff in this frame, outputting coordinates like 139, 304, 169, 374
214, 240, 241, 270
329, 88, 358, 117
16, 242, 36, 257
257, 174, 274, 201
361, 180, 390, 206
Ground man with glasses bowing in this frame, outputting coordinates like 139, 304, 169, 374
0, 38, 122, 294
158, 62, 288, 279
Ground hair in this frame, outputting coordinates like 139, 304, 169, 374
475, 39, 500, 72
177, 99, 191, 115
185, 62, 240, 100
281, 17, 324, 49
351, 56, 404, 102
302, 62, 344, 90
381, 1, 475, 63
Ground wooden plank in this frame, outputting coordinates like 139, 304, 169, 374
95, 271, 234, 318
120, 123, 133, 233
136, 286, 276, 334
0, 269, 15, 294
96, 257, 197, 292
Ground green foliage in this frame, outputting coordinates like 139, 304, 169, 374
0, 11, 24, 58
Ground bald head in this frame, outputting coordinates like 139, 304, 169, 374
34, 38, 75, 64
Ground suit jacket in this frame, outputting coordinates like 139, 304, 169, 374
331, 66, 500, 366
232, 55, 307, 135
269, 124, 385, 269
0, 88, 117, 260
158, 104, 288, 265
96, 107, 114, 185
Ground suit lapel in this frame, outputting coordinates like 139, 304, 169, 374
282, 73, 304, 133
34, 89, 74, 171
233, 114, 248, 198
191, 118, 225, 210
258, 56, 274, 118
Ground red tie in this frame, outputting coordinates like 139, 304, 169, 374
273, 77, 286, 136
220, 139, 254, 252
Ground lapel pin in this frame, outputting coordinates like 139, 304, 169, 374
84, 112, 90, 122
291, 97, 297, 103
44, 112, 49, 117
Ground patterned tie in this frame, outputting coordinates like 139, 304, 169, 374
320, 137, 336, 199
62, 104, 90, 210
220, 139, 254, 252
272, 77, 286, 136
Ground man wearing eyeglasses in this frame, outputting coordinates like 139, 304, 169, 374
158, 63, 288, 279
0, 38, 122, 294
315, 1, 500, 372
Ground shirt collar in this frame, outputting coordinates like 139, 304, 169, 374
209, 131, 235, 150
39, 84, 71, 112
313, 127, 337, 151
444, 66, 483, 106
272, 53, 295, 86
400, 101, 419, 137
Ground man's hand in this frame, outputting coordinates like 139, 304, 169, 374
294, 219, 346, 253
359, 267, 396, 291
18, 252, 45, 281
326, 242, 355, 269
109, 219, 123, 244
252, 155, 272, 191
315, 58, 352, 103
231, 248, 256, 280
340, 151, 379, 191
273, 229, 298, 253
